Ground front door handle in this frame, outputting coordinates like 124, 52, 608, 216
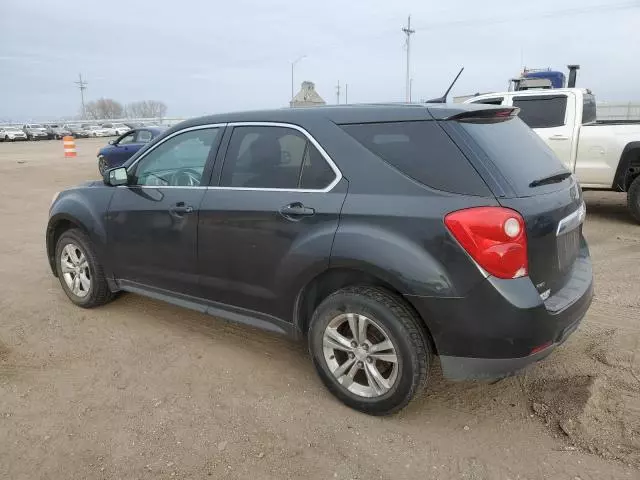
280, 202, 315, 219
549, 135, 569, 141
169, 202, 194, 216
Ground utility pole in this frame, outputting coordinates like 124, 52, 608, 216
402, 15, 415, 102
336, 80, 341, 104
75, 73, 88, 118
345, 84, 348, 104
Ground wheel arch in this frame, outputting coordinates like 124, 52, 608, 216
612, 141, 640, 191
293, 266, 437, 353
46, 214, 92, 277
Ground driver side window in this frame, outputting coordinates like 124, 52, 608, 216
118, 132, 136, 145
132, 128, 220, 187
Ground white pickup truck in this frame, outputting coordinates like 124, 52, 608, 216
464, 88, 640, 222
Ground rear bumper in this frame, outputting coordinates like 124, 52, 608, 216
406, 249, 593, 380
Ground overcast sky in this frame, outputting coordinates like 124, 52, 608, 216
1, 0, 639, 121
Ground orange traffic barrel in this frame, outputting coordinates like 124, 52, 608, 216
63, 136, 76, 157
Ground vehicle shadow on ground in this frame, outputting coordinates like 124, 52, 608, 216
584, 195, 636, 226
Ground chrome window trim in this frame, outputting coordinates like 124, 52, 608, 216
121, 121, 343, 193
215, 122, 342, 193
556, 202, 586, 236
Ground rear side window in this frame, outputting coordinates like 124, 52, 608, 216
220, 126, 336, 190
457, 117, 569, 196
340, 121, 490, 196
582, 94, 597, 124
512, 96, 567, 128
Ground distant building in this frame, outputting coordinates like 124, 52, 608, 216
290, 81, 326, 107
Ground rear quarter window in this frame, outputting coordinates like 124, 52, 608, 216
339, 121, 491, 196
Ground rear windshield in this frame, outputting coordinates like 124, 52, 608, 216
339, 121, 490, 196
456, 117, 569, 196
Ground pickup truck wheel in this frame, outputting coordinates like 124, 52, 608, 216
55, 228, 114, 308
308, 286, 431, 415
628, 175, 640, 223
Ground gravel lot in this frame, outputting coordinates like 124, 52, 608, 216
0, 138, 638, 479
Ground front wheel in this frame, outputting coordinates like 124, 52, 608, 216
627, 175, 640, 223
98, 156, 107, 175
308, 286, 431, 415
55, 228, 114, 308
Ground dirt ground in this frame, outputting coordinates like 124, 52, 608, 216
0, 138, 638, 480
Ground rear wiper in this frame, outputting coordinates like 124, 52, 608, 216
529, 171, 571, 188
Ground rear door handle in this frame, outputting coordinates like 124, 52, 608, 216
280, 202, 315, 219
549, 135, 569, 141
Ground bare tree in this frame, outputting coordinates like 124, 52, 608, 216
125, 100, 168, 119
84, 98, 124, 119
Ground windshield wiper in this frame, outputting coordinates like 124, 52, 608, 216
529, 171, 571, 188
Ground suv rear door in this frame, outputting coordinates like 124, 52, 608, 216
197, 123, 346, 323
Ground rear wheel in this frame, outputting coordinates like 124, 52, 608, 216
55, 228, 114, 308
627, 175, 640, 223
308, 286, 431, 415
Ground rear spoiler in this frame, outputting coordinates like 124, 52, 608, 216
446, 107, 520, 123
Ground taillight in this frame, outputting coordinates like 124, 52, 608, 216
444, 207, 528, 279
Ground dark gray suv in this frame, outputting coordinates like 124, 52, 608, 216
47, 104, 593, 415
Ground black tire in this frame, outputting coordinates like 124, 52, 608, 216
627, 175, 640, 224
308, 286, 431, 415
98, 156, 107, 175
55, 228, 114, 308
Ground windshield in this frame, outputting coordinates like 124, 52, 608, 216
5, 127, 21, 132
454, 116, 570, 196
30, 124, 44, 128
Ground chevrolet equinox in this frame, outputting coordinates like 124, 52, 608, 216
47, 104, 593, 415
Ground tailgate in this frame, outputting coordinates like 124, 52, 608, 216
442, 109, 586, 295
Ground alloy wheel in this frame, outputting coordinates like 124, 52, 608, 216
60, 243, 91, 298
323, 313, 399, 398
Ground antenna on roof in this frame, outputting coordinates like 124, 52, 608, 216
426, 67, 464, 104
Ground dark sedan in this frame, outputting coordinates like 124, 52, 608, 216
65, 125, 90, 139
97, 126, 165, 174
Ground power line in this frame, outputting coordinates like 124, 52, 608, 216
74, 73, 88, 119
402, 15, 415, 102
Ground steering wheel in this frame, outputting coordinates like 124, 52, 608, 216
170, 168, 202, 187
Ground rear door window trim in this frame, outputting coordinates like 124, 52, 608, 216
211, 122, 342, 193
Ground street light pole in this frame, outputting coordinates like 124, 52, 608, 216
291, 55, 306, 105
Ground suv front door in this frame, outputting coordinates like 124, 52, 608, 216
198, 123, 346, 322
107, 125, 224, 295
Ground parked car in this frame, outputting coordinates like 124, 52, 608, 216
124, 122, 144, 130
97, 127, 165, 174
464, 88, 640, 222
45, 124, 72, 140
47, 104, 593, 415
65, 125, 90, 138
0, 126, 28, 141
100, 123, 130, 136
22, 123, 49, 140
84, 125, 111, 137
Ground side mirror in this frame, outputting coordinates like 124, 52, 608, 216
104, 167, 129, 186
108, 139, 116, 145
